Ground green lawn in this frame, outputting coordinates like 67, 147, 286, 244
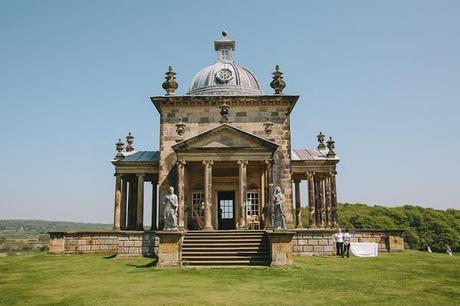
0, 251, 459, 305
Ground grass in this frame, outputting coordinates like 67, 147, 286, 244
0, 251, 459, 305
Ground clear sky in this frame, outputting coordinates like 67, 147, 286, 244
1, 0, 459, 223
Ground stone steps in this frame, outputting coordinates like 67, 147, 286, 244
182, 230, 270, 266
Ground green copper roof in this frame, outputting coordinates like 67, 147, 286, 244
121, 151, 159, 162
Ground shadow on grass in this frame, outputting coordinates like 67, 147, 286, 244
126, 255, 159, 268
103, 253, 118, 259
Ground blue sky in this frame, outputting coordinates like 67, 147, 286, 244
1, 0, 459, 223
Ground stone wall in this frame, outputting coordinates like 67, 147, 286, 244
293, 229, 405, 256
48, 231, 158, 257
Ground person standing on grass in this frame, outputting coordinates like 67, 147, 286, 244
334, 228, 344, 256
343, 229, 352, 258
446, 245, 453, 256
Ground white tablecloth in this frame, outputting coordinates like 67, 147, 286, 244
349, 242, 379, 257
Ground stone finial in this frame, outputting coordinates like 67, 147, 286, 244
264, 117, 274, 135
115, 138, 125, 159
326, 137, 336, 158
219, 103, 230, 123
270, 65, 286, 95
175, 117, 186, 136
317, 132, 326, 150
126, 132, 134, 152
162, 66, 179, 96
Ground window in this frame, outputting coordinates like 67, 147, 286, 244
192, 191, 204, 217
246, 191, 259, 216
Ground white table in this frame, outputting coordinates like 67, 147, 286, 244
350, 242, 379, 257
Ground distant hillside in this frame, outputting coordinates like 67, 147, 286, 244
0, 219, 112, 234
302, 203, 460, 252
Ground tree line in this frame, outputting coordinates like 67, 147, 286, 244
338, 203, 459, 252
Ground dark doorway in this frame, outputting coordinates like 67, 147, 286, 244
218, 191, 235, 230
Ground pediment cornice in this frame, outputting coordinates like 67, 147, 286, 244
172, 124, 278, 153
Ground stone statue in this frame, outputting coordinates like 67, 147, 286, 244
273, 186, 287, 229
163, 186, 178, 230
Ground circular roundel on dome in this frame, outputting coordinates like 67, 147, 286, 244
187, 62, 262, 96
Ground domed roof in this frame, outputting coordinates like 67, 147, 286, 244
187, 32, 263, 96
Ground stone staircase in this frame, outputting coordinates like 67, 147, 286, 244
181, 230, 271, 266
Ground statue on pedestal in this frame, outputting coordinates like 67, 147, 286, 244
163, 186, 178, 230
273, 186, 286, 230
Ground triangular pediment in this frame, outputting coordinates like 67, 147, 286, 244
173, 124, 278, 152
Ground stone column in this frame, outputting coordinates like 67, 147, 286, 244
307, 172, 316, 227
260, 166, 265, 219
120, 178, 128, 230
203, 160, 214, 230
330, 170, 338, 227
264, 160, 274, 228
325, 175, 332, 227
136, 174, 144, 230
319, 177, 325, 228
237, 160, 248, 229
177, 160, 186, 229
294, 180, 302, 228
113, 174, 122, 230
151, 181, 158, 230
314, 177, 321, 226
128, 178, 138, 229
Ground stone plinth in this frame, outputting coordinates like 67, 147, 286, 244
156, 231, 185, 267
388, 235, 405, 251
48, 233, 65, 254
267, 230, 295, 266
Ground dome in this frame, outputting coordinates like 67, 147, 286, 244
187, 32, 263, 96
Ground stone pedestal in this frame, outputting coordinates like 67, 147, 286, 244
48, 233, 65, 254
388, 234, 405, 252
156, 231, 185, 267
266, 230, 295, 266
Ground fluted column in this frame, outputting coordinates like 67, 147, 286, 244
260, 166, 265, 219
330, 170, 338, 227
120, 178, 128, 230
264, 160, 274, 228
128, 178, 138, 229
307, 172, 316, 227
319, 177, 325, 228
294, 180, 302, 228
325, 175, 332, 227
177, 160, 186, 229
203, 160, 214, 230
113, 174, 122, 230
136, 174, 144, 230
238, 160, 248, 229
314, 177, 321, 226
151, 181, 158, 230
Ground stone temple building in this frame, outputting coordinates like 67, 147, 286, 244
49, 32, 404, 266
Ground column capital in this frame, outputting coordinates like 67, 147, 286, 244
176, 160, 186, 167
202, 160, 214, 166
136, 173, 145, 177
264, 159, 274, 166
237, 160, 248, 166
306, 172, 315, 180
